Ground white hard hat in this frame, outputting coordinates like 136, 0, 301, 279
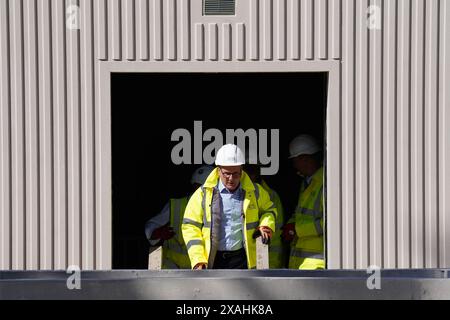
288, 135, 321, 159
191, 165, 214, 185
215, 144, 245, 166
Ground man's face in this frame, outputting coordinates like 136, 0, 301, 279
218, 166, 242, 191
292, 154, 311, 177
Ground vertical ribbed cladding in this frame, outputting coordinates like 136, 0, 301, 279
354, 0, 369, 269
438, 0, 450, 268
9, 0, 26, 270
396, 0, 412, 269
51, 0, 68, 270
208, 23, 218, 60
382, 0, 398, 269
0, 0, 12, 270
122, 0, 136, 61
423, 0, 439, 268
287, 0, 300, 60
340, 0, 356, 269
23, 0, 40, 270
66, 0, 81, 269
37, 0, 55, 271
410, 0, 425, 268
180, 0, 191, 60
80, 0, 96, 270
368, 0, 383, 268
222, 23, 231, 60
110, 0, 122, 60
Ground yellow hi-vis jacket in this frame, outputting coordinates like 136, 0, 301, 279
260, 181, 286, 269
288, 166, 325, 270
181, 168, 277, 269
162, 197, 192, 269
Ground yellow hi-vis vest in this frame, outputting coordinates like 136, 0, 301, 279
288, 166, 325, 270
162, 197, 192, 269
260, 180, 286, 269
181, 168, 277, 269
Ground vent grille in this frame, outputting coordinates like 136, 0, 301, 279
203, 0, 235, 16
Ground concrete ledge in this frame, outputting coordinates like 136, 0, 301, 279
1, 269, 449, 300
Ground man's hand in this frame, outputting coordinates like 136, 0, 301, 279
281, 223, 296, 242
259, 226, 273, 244
193, 263, 207, 270
253, 226, 273, 245
151, 225, 175, 241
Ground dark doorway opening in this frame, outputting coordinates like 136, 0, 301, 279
111, 72, 327, 269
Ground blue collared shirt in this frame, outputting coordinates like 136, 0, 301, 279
217, 179, 244, 251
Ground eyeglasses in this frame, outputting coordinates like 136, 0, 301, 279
219, 168, 242, 178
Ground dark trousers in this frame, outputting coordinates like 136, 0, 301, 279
213, 247, 248, 269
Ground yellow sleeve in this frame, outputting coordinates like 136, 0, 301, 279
256, 185, 277, 232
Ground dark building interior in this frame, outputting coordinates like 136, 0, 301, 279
111, 72, 327, 269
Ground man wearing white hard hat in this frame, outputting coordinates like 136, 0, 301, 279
182, 144, 277, 269
145, 165, 214, 269
282, 134, 325, 270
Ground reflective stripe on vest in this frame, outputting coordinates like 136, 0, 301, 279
269, 189, 276, 202
297, 186, 323, 217
246, 221, 259, 230
186, 239, 203, 251
183, 218, 203, 229
314, 217, 323, 236
253, 183, 260, 200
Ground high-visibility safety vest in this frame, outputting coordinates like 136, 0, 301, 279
260, 181, 285, 269
288, 166, 325, 270
181, 168, 277, 269
162, 197, 192, 269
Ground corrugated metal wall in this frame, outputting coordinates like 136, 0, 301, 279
0, 0, 449, 270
